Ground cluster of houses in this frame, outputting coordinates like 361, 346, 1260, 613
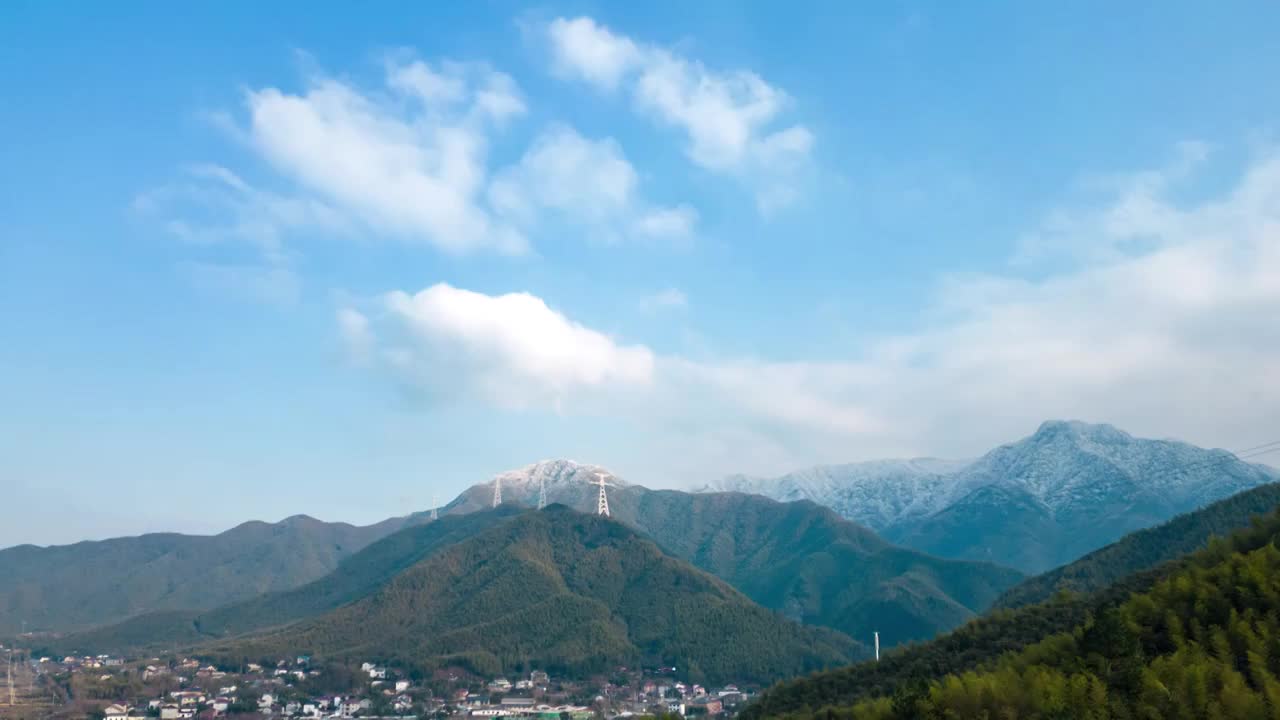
32, 650, 756, 719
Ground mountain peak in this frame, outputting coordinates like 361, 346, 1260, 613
490, 458, 626, 487
1031, 419, 1132, 444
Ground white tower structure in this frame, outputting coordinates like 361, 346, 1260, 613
538, 475, 548, 510
430, 495, 438, 522
592, 471, 613, 517
493, 477, 503, 508
874, 632, 880, 662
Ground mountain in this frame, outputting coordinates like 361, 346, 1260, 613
52, 489, 1019, 660
442, 459, 622, 514
40, 507, 526, 654
207, 506, 865, 685
608, 488, 1021, 647
746, 498, 1280, 719
448, 464, 1024, 647
888, 420, 1279, 572
0, 513, 426, 635
994, 481, 1280, 609
744, 498, 1280, 719
706, 458, 968, 532
716, 421, 1278, 574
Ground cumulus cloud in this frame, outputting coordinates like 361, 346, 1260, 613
348, 283, 655, 409
342, 147, 1280, 478
545, 16, 813, 213
140, 52, 695, 271
243, 58, 529, 254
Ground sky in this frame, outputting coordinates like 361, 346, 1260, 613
2, 1, 1279, 548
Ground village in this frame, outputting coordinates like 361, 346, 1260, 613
3, 647, 754, 720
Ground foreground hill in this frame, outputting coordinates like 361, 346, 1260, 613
723, 420, 1277, 574
995, 481, 1280, 609
0, 513, 425, 635
751, 502, 1280, 718
208, 506, 864, 685
445, 464, 1024, 647
743, 486, 1280, 718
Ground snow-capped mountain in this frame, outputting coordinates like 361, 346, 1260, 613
706, 458, 969, 532
445, 459, 625, 514
710, 420, 1279, 574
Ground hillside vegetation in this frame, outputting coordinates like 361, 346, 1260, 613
614, 489, 1023, 647
0, 513, 423, 635
996, 482, 1280, 609
209, 506, 865, 685
749, 507, 1280, 719
40, 507, 525, 655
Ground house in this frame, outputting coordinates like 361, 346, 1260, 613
160, 704, 181, 720
104, 704, 131, 720
395, 680, 411, 693
488, 677, 512, 692
529, 670, 550, 685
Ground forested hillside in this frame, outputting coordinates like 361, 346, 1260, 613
208, 506, 864, 684
39, 508, 524, 654
0, 513, 424, 634
613, 488, 1023, 647
749, 507, 1280, 719
996, 482, 1280, 609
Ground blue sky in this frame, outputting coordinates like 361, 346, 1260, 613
3, 2, 1279, 547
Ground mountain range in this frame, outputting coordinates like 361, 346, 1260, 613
711, 420, 1278, 572
6, 419, 1277, 684
204, 507, 865, 685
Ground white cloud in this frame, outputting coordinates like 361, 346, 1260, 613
243, 58, 528, 255
488, 125, 695, 243
343, 146, 1280, 479
347, 283, 655, 409
544, 16, 813, 212
143, 53, 693, 265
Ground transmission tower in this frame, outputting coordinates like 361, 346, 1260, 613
592, 472, 614, 517
493, 476, 502, 508
538, 476, 548, 510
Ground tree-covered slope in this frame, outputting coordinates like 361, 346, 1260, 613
209, 506, 865, 685
759, 507, 1280, 719
995, 482, 1280, 609
610, 488, 1023, 647
0, 513, 425, 634
445, 468, 1024, 648
40, 507, 525, 654
744, 505, 1280, 719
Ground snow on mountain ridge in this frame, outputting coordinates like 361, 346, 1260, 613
708, 421, 1280, 535
490, 459, 625, 490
